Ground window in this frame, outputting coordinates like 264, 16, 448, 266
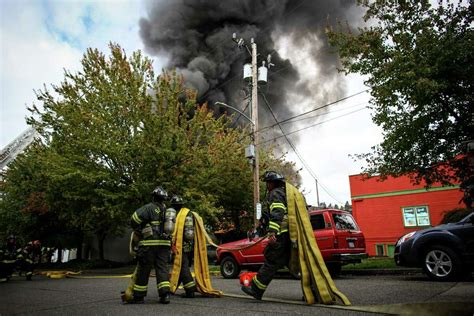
376, 244, 386, 256
332, 213, 359, 231
402, 206, 431, 227
310, 214, 325, 230
387, 245, 395, 258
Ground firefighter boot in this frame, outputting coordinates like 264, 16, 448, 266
181, 290, 195, 298
128, 296, 145, 304
159, 293, 171, 304
241, 285, 262, 300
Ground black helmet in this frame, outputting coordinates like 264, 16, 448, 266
152, 186, 168, 202
262, 171, 285, 182
170, 195, 185, 207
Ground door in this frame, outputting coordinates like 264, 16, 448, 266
311, 213, 333, 260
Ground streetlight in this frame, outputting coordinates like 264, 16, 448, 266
215, 101, 261, 226
215, 101, 254, 126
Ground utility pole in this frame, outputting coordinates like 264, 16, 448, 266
230, 33, 273, 228
250, 39, 260, 227
315, 179, 320, 207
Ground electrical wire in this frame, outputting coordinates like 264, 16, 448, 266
259, 89, 370, 133
259, 106, 368, 144
259, 91, 344, 205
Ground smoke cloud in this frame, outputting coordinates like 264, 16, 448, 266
139, 0, 360, 135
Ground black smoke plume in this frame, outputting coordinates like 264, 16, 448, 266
139, 0, 360, 135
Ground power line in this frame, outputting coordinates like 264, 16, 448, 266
277, 101, 368, 126
260, 91, 344, 205
258, 89, 370, 133
259, 106, 368, 145
259, 100, 369, 135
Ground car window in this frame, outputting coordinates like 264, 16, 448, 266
332, 213, 359, 231
310, 214, 325, 230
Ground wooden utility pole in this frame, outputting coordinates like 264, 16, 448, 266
315, 178, 320, 207
251, 39, 260, 226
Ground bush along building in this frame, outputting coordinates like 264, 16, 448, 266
349, 174, 463, 257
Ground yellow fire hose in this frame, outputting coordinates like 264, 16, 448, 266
30, 270, 474, 314
40, 193, 350, 307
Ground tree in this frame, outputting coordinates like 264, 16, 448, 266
1, 43, 300, 258
0, 143, 79, 254
327, 1, 473, 187
344, 201, 352, 212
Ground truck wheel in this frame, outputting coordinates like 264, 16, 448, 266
327, 263, 342, 277
422, 245, 461, 281
220, 256, 240, 279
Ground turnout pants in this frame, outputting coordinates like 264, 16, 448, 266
178, 251, 196, 293
0, 261, 11, 282
133, 245, 171, 298
251, 232, 291, 296
1, 259, 16, 282
22, 259, 34, 280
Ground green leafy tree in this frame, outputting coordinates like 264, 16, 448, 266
440, 207, 472, 224
0, 144, 79, 255
2, 44, 300, 258
327, 1, 473, 187
0, 44, 297, 259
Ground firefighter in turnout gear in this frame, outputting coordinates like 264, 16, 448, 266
20, 240, 42, 281
169, 197, 222, 298
0, 235, 19, 282
242, 171, 351, 305
169, 195, 196, 298
125, 186, 173, 304
242, 171, 290, 300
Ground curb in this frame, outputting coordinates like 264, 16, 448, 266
341, 268, 421, 275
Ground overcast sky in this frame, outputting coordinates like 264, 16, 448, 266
0, 0, 383, 207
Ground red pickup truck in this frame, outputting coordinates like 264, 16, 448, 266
216, 209, 368, 278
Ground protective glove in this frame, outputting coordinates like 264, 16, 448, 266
267, 231, 277, 244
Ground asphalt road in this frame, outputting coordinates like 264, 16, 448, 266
0, 271, 473, 315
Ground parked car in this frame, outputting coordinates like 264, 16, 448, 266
216, 209, 368, 278
394, 211, 474, 281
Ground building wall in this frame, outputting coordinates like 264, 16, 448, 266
349, 174, 463, 256
88, 230, 133, 263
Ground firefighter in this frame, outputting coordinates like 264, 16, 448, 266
125, 186, 173, 304
169, 196, 222, 298
241, 171, 291, 300
242, 171, 351, 305
169, 195, 196, 298
0, 235, 19, 282
20, 240, 42, 280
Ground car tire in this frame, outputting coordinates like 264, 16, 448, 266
422, 245, 462, 281
220, 256, 240, 279
327, 263, 342, 278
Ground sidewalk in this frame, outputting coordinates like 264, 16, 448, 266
341, 267, 422, 276
76, 266, 423, 277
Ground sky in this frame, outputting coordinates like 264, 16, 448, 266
0, 0, 383, 207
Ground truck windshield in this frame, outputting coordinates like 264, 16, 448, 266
332, 213, 359, 231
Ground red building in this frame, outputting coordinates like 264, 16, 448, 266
349, 174, 463, 257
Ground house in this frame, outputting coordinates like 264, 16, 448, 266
349, 174, 463, 257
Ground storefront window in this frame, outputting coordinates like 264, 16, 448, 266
402, 208, 417, 227
415, 207, 430, 226
402, 206, 430, 227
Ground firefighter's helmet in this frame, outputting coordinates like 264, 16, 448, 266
262, 171, 285, 182
170, 195, 185, 208
152, 186, 169, 202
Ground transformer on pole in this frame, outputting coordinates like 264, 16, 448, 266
230, 33, 274, 227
